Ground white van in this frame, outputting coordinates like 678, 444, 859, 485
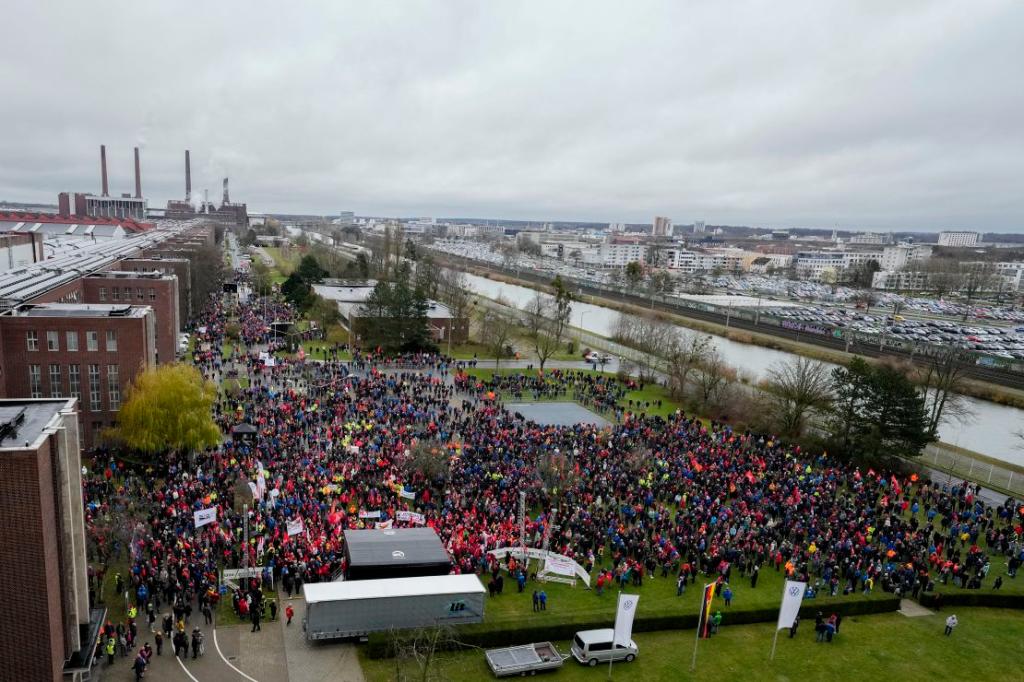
570, 629, 638, 666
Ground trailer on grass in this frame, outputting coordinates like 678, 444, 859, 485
485, 642, 568, 677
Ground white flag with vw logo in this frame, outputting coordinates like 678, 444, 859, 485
777, 580, 807, 630
614, 593, 639, 647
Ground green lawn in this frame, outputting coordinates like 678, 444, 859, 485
274, 339, 353, 361
449, 341, 497, 360
263, 246, 298, 276
480, 558, 885, 628
360, 607, 1024, 681
462, 368, 681, 420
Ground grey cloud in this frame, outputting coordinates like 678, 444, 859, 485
0, 0, 1021, 231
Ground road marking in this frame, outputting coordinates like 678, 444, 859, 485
213, 627, 261, 682
175, 654, 201, 682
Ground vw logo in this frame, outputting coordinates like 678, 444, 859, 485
392, 550, 405, 559
624, 599, 634, 610
789, 586, 801, 596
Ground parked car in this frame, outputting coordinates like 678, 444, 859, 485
571, 629, 638, 667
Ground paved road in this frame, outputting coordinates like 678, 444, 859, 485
90, 599, 363, 682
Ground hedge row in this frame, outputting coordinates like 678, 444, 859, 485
919, 592, 1024, 610
364, 596, 900, 659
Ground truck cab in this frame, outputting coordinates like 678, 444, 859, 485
571, 629, 638, 666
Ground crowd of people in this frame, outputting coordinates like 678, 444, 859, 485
82, 272, 1024, 674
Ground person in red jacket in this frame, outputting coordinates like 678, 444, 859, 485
285, 604, 295, 626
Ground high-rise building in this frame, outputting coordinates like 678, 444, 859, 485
693, 220, 706, 234
0, 398, 101, 682
652, 216, 672, 236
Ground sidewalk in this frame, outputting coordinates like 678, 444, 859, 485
280, 598, 365, 682
90, 602, 365, 682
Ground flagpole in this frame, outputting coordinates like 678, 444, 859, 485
770, 579, 784, 660
691, 583, 707, 672
691, 606, 701, 672
608, 586, 616, 679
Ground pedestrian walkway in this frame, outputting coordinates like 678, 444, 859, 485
91, 607, 365, 682
899, 599, 934, 617
281, 598, 366, 682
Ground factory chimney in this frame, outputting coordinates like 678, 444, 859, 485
222, 177, 230, 206
100, 145, 109, 197
185, 150, 192, 201
133, 147, 142, 198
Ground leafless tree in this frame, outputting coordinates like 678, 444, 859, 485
695, 349, 735, 410
763, 357, 833, 438
665, 332, 712, 399
402, 440, 451, 489
478, 303, 516, 369
647, 270, 674, 305
387, 626, 457, 682
913, 346, 975, 435
521, 294, 562, 370
959, 262, 998, 320
917, 258, 961, 298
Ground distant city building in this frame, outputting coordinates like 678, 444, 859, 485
994, 262, 1024, 292
848, 232, 892, 245
693, 220, 706, 234
938, 231, 980, 247
338, 211, 355, 223
793, 251, 846, 281
600, 242, 648, 267
879, 244, 932, 271
0, 398, 99, 682
608, 223, 627, 233
56, 145, 148, 221
872, 269, 932, 291
652, 216, 672, 237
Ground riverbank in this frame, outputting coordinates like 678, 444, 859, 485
462, 265, 1024, 411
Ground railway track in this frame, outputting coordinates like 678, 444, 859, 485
436, 252, 1024, 392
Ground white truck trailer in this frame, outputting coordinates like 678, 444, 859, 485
303, 574, 486, 640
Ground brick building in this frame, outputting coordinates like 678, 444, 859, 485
82, 271, 180, 364
0, 304, 157, 446
119, 256, 192, 325
0, 398, 101, 682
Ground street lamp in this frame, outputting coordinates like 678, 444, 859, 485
577, 309, 591, 353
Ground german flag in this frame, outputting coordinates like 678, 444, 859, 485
697, 583, 715, 639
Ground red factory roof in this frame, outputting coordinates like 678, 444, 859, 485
0, 211, 154, 232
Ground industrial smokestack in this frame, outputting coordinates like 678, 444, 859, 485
222, 177, 230, 205
133, 147, 142, 198
100, 145, 109, 197
185, 150, 192, 201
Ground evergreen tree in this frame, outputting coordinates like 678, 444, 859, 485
827, 357, 932, 461
358, 264, 432, 352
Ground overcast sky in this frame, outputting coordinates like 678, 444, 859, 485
1, 1, 1021, 231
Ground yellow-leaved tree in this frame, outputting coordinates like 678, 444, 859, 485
109, 364, 221, 454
